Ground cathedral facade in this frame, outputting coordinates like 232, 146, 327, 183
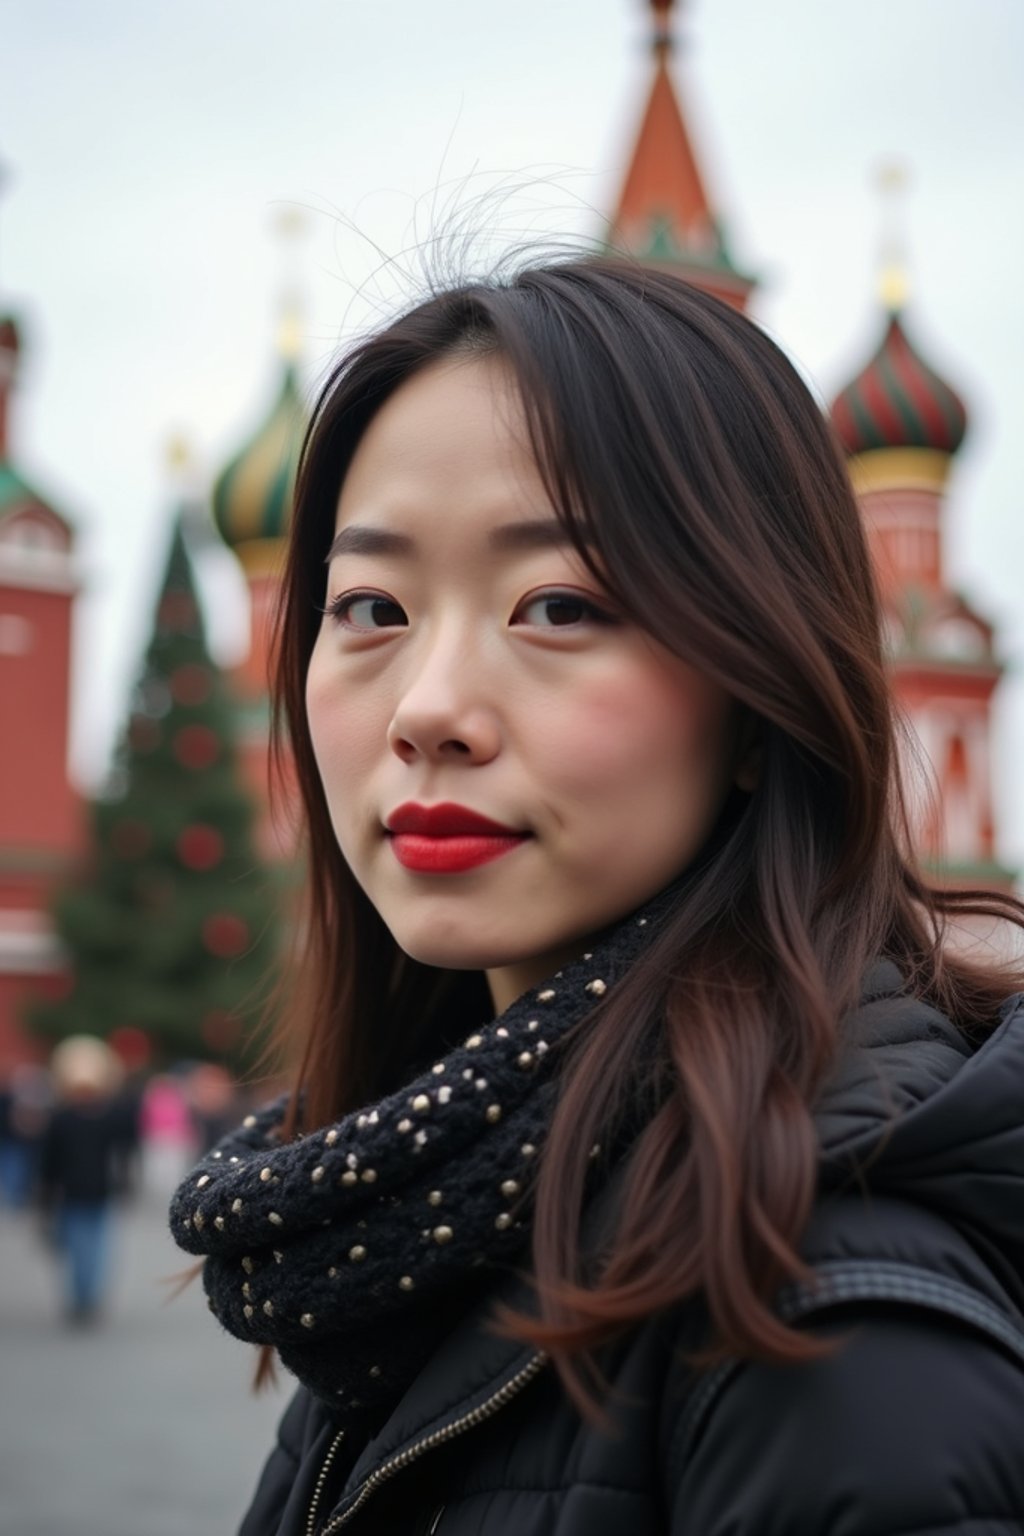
0, 0, 1012, 1064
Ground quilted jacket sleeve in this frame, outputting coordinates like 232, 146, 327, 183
666, 1310, 1024, 1535
237, 1387, 313, 1536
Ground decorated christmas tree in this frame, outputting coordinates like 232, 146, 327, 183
30, 509, 281, 1066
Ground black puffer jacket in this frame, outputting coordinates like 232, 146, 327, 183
239, 971, 1024, 1535
38, 1097, 131, 1206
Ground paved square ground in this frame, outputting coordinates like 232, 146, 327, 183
0, 1190, 287, 1536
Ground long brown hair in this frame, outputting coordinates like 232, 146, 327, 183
269, 258, 1023, 1397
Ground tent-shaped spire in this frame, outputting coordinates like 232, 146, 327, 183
606, 0, 755, 310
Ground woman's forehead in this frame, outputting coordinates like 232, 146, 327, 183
348, 351, 529, 470
332, 358, 553, 536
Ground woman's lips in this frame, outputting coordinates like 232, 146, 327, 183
390, 832, 528, 874
385, 802, 530, 875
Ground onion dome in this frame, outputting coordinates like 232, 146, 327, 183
211, 356, 307, 571
213, 214, 311, 570
830, 307, 968, 459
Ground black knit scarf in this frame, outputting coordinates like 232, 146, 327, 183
170, 887, 675, 1422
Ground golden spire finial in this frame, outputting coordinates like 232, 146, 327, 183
164, 433, 205, 505
272, 205, 308, 363
165, 433, 193, 473
274, 206, 307, 242
165, 433, 207, 502
875, 159, 911, 312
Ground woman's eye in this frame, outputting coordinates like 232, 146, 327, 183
511, 590, 613, 629
327, 592, 407, 630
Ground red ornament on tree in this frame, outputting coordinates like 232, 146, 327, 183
201, 1009, 242, 1053
202, 912, 250, 958
174, 724, 220, 770
129, 716, 161, 753
108, 1026, 152, 1072
158, 590, 198, 633
177, 824, 225, 871
111, 819, 152, 859
170, 664, 212, 707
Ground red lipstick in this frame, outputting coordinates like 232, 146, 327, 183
385, 803, 529, 875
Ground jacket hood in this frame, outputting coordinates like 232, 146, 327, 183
815, 961, 1024, 1286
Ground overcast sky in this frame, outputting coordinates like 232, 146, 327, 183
4, 0, 1023, 864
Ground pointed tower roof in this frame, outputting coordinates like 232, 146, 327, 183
606, 0, 755, 309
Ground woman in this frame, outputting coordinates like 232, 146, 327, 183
40, 1034, 131, 1324
172, 260, 1024, 1534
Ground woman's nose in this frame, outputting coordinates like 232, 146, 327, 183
386, 638, 501, 766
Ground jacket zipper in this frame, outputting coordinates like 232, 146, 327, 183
305, 1429, 346, 1536
310, 1351, 547, 1535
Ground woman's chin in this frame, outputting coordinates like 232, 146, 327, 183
388, 922, 517, 975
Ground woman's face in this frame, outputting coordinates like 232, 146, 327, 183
306, 354, 742, 1011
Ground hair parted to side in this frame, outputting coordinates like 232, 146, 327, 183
267, 258, 1024, 1406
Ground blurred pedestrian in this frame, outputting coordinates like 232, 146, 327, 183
0, 1060, 52, 1209
107, 1026, 152, 1198
186, 1061, 239, 1156
140, 1072, 196, 1197
38, 1034, 127, 1325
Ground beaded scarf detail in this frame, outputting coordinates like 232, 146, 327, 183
170, 891, 673, 1418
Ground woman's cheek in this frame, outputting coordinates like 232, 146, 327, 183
542, 664, 733, 814
535, 675, 662, 797
307, 664, 381, 782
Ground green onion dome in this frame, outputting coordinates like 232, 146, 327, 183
830, 307, 968, 458
211, 362, 307, 569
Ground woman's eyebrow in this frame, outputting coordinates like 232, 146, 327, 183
325, 525, 414, 562
326, 519, 576, 564
487, 519, 577, 552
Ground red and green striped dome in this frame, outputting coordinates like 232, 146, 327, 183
830, 310, 968, 457
211, 363, 307, 553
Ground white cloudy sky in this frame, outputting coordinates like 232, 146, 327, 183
4, 0, 1023, 863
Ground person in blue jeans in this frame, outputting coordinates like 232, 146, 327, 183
0, 1064, 51, 1209
38, 1035, 132, 1324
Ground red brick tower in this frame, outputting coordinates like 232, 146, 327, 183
829, 219, 1012, 889
605, 0, 756, 310
604, 25, 1010, 889
0, 310, 81, 1062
